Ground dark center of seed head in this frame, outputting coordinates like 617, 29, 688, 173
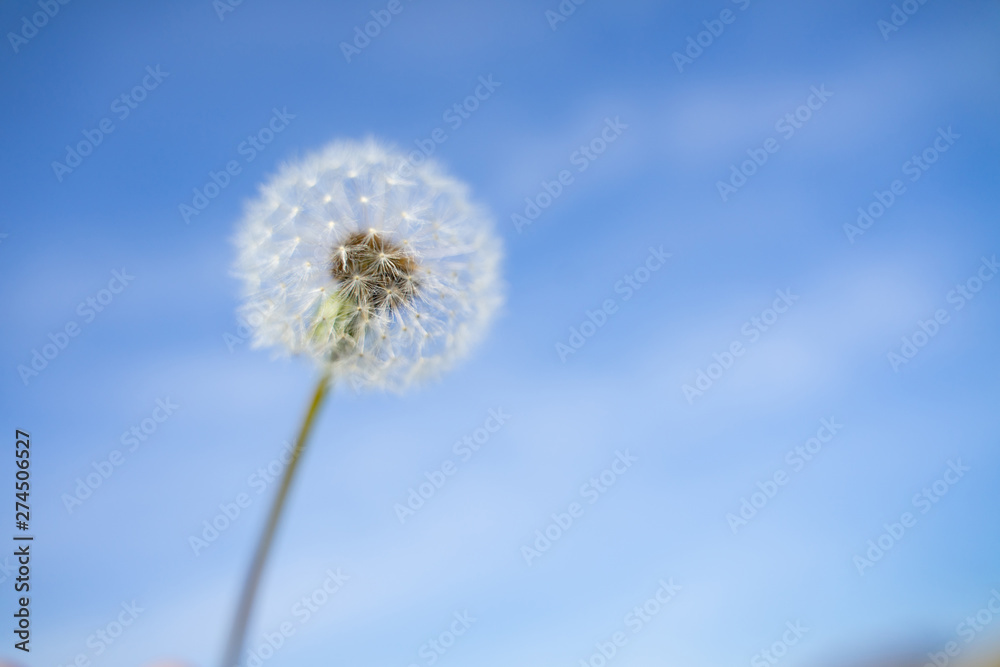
330, 231, 418, 311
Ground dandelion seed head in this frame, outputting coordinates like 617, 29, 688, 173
234, 138, 503, 392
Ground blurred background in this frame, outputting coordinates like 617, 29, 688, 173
1, 0, 999, 665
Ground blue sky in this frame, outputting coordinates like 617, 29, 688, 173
2, 0, 999, 666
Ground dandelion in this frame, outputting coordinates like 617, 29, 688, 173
221, 139, 502, 667
233, 138, 502, 392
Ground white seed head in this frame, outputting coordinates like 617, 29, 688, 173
234, 139, 503, 392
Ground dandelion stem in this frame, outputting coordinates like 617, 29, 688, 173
220, 369, 332, 667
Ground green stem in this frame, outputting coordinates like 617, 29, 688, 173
220, 370, 332, 667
